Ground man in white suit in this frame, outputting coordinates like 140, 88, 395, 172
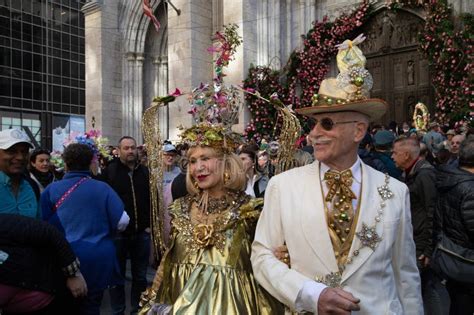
251, 36, 422, 315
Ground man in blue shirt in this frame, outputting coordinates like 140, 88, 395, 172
0, 128, 38, 218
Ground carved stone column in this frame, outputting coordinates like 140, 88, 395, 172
159, 56, 168, 96
134, 53, 145, 142
153, 55, 169, 139
123, 52, 136, 137
286, 0, 292, 60
257, 0, 269, 66
82, 0, 122, 144
152, 56, 161, 97
272, 0, 280, 69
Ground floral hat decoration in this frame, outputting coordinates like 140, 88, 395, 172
296, 34, 388, 121
179, 24, 243, 154
65, 129, 112, 162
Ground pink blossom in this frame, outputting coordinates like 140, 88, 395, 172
170, 88, 182, 97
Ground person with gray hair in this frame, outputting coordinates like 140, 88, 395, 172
447, 134, 466, 167
391, 137, 441, 314
433, 136, 474, 314
252, 38, 421, 314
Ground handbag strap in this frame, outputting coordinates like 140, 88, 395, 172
52, 176, 90, 212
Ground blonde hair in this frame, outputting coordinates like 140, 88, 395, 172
185, 146, 246, 195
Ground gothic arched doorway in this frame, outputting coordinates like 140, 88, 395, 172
358, 8, 433, 125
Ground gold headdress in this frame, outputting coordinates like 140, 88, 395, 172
179, 123, 241, 154
142, 25, 243, 256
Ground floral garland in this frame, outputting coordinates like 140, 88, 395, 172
419, 0, 473, 126
243, 1, 371, 141
243, 66, 287, 142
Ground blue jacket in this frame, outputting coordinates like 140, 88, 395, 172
41, 171, 125, 292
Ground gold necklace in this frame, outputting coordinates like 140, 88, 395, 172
192, 190, 243, 215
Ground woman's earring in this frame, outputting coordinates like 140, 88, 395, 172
193, 180, 199, 189
224, 172, 230, 185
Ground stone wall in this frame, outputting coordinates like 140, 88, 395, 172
84, 0, 473, 143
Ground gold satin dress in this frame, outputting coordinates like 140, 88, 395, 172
141, 192, 284, 315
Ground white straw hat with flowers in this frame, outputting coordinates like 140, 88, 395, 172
296, 34, 388, 121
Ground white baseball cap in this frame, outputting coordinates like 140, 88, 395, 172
163, 143, 177, 153
0, 128, 33, 150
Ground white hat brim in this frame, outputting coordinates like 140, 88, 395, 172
0, 140, 33, 150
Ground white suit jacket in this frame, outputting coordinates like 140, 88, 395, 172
251, 161, 422, 315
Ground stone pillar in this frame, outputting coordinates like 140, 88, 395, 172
272, 0, 281, 69
123, 52, 136, 137
286, 0, 292, 61
257, 0, 268, 66
160, 56, 169, 139
150, 55, 170, 140
82, 0, 122, 144
167, 0, 213, 141
223, 0, 253, 134
134, 53, 145, 142
159, 56, 169, 96
152, 57, 160, 97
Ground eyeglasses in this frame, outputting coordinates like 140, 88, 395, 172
308, 117, 359, 131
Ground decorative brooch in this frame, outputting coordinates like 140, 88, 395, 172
315, 272, 343, 289
356, 223, 382, 251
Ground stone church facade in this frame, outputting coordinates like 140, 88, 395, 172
82, 0, 472, 144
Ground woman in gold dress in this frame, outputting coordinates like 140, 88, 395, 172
140, 123, 284, 315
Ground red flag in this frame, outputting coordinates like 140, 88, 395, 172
143, 0, 161, 32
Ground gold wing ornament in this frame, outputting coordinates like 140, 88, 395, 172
239, 87, 302, 175
270, 95, 302, 175
142, 94, 179, 257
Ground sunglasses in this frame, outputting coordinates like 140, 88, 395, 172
307, 117, 359, 131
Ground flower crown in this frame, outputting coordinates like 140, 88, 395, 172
65, 129, 112, 162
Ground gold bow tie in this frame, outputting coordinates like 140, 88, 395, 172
324, 169, 356, 203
